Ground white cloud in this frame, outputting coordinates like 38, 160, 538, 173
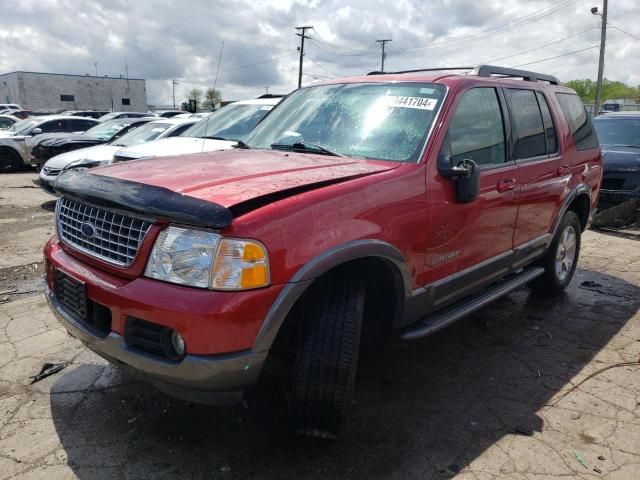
0, 0, 638, 106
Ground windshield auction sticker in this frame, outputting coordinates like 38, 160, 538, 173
385, 96, 438, 110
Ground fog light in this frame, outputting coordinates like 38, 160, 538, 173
170, 330, 185, 357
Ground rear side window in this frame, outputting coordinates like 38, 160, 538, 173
507, 89, 546, 159
39, 120, 66, 132
535, 92, 558, 154
446, 87, 506, 167
70, 119, 96, 131
556, 93, 599, 151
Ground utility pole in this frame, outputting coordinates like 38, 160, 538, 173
94, 62, 98, 77
592, 0, 608, 115
376, 39, 392, 72
296, 26, 313, 89
172, 79, 178, 109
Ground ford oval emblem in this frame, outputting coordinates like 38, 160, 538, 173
80, 222, 97, 239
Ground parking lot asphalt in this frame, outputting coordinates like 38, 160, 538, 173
0, 172, 639, 479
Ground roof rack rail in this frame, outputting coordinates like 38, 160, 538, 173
366, 64, 560, 85
367, 67, 473, 76
472, 65, 560, 85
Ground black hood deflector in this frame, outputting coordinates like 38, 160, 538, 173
55, 170, 233, 229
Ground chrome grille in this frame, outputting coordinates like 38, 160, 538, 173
42, 167, 62, 177
57, 197, 152, 266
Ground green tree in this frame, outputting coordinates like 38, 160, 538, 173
205, 88, 221, 111
564, 78, 639, 104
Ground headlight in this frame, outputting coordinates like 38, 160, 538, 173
144, 226, 270, 290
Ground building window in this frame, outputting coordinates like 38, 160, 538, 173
60, 94, 75, 102
122, 98, 131, 105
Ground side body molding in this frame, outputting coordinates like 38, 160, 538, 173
252, 239, 412, 353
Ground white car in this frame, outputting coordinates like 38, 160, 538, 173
38, 117, 198, 192
0, 115, 98, 172
112, 97, 282, 162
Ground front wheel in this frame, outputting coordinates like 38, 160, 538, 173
0, 150, 22, 173
529, 211, 581, 295
291, 274, 365, 439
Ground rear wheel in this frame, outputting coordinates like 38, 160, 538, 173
529, 211, 581, 295
0, 149, 22, 172
291, 273, 365, 439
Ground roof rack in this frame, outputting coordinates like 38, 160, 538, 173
366, 64, 560, 85
367, 67, 473, 76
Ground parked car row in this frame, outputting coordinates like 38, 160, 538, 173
34, 96, 280, 188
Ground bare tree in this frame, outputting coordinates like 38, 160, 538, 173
205, 88, 222, 111
187, 88, 203, 111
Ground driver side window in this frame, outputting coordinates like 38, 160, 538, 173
445, 88, 506, 167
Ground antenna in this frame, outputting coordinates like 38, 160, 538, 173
202, 41, 224, 153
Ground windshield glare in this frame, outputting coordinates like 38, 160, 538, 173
110, 122, 171, 147
84, 120, 131, 141
245, 82, 446, 162
9, 119, 38, 135
181, 103, 274, 141
594, 118, 640, 147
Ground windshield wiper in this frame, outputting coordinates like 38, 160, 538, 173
233, 140, 252, 149
610, 144, 640, 149
270, 141, 344, 157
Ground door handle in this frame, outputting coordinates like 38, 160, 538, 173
497, 178, 517, 193
558, 165, 570, 175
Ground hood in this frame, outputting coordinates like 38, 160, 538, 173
0, 131, 17, 138
44, 144, 121, 169
114, 137, 235, 159
91, 149, 400, 208
601, 146, 640, 173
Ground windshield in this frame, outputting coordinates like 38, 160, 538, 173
83, 119, 131, 141
594, 118, 640, 147
181, 103, 275, 141
8, 118, 39, 135
110, 122, 171, 147
245, 82, 446, 162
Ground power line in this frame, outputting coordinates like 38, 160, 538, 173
479, 26, 598, 64
304, 55, 340, 78
607, 22, 640, 41
310, 29, 377, 56
394, 0, 577, 57
510, 45, 599, 68
306, 38, 375, 57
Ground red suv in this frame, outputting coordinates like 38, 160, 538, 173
44, 65, 601, 438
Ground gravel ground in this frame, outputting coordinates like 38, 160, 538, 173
0, 171, 639, 479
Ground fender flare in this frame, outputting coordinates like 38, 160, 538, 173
251, 239, 411, 353
551, 182, 592, 236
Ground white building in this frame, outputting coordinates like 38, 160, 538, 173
0, 71, 147, 112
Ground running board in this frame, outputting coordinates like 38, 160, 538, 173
399, 267, 545, 341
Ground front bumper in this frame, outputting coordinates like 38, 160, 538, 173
33, 175, 57, 195
46, 286, 268, 404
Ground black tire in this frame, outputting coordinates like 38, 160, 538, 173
291, 274, 365, 439
0, 149, 22, 173
529, 211, 582, 295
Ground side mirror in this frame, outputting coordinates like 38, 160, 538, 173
31, 128, 43, 135
438, 153, 480, 203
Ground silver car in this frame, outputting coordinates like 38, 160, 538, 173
0, 116, 98, 172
